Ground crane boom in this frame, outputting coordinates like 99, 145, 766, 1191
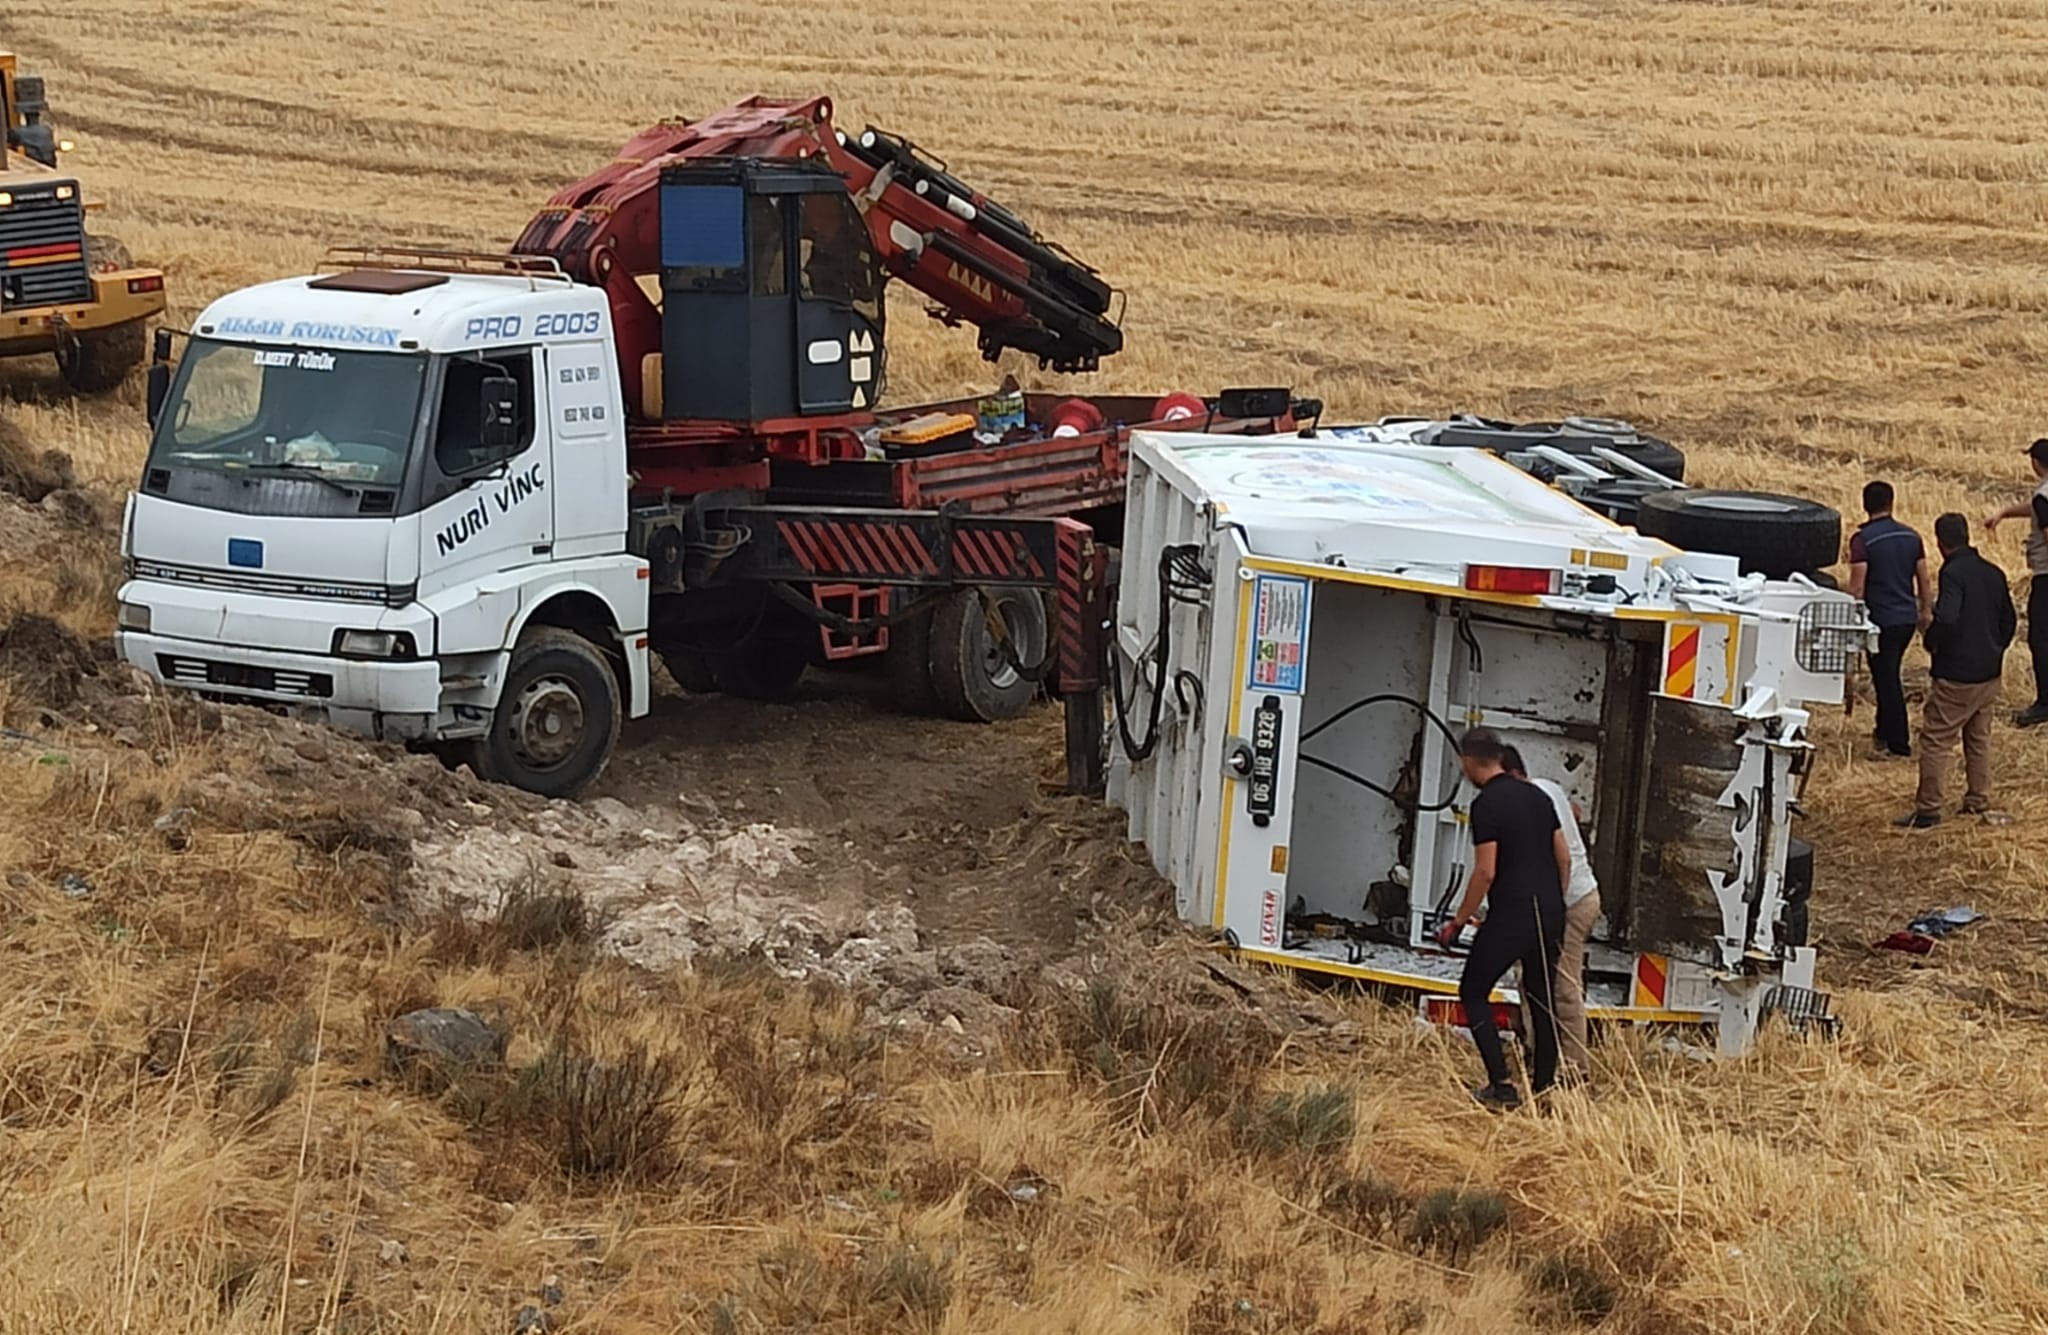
512, 95, 1122, 425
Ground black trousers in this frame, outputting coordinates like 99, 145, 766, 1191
1869, 623, 1915, 753
2031, 576, 2048, 709
1458, 896, 1565, 1093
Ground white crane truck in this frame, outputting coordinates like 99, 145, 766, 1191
110, 98, 1308, 797
1107, 422, 1868, 1054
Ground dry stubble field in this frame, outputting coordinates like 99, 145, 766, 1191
2, 1, 2048, 1331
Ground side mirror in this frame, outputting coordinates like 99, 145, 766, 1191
478, 374, 520, 453
145, 362, 171, 426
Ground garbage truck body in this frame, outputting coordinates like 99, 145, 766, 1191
1108, 423, 1865, 1054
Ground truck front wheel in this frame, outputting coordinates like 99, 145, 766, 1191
464, 628, 621, 798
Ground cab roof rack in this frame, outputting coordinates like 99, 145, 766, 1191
317, 245, 572, 285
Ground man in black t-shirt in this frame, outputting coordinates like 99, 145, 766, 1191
1434, 727, 1572, 1109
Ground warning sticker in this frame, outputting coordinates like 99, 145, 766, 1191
1247, 573, 1310, 694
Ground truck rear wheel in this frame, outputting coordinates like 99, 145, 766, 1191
885, 603, 943, 715
464, 628, 621, 798
931, 587, 1049, 723
55, 235, 149, 395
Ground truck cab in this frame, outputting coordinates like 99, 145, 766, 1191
117, 251, 651, 796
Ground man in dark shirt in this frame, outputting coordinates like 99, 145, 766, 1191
1847, 480, 1931, 758
1982, 438, 2048, 726
1434, 727, 1571, 1108
1900, 513, 2016, 828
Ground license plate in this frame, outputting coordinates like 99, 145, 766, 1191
1247, 694, 1282, 827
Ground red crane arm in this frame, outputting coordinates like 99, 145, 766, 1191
511, 96, 1121, 421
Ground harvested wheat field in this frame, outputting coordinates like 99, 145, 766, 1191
3, 1, 2048, 1331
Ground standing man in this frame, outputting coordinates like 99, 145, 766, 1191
1501, 746, 1600, 1083
1434, 728, 1570, 1109
1848, 480, 1932, 758
1899, 513, 2015, 828
1983, 438, 2048, 727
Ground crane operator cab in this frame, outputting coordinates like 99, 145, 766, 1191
658, 158, 886, 424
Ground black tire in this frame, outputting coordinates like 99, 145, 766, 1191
1779, 836, 1815, 948
1552, 416, 1687, 483
1433, 416, 1686, 482
464, 628, 621, 798
57, 323, 147, 395
653, 640, 720, 694
88, 234, 134, 271
931, 587, 1050, 723
1633, 490, 1841, 579
711, 633, 808, 702
885, 601, 943, 715
56, 236, 148, 395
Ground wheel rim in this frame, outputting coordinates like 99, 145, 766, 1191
510, 675, 587, 769
1686, 494, 1799, 514
977, 592, 1046, 690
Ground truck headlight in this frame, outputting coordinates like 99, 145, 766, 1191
116, 601, 150, 633
334, 629, 416, 658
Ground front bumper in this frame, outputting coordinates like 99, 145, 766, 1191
118, 629, 445, 740
0, 267, 167, 356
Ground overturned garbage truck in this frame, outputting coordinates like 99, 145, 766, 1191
1107, 421, 1867, 1055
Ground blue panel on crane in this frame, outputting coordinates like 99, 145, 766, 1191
660, 185, 745, 270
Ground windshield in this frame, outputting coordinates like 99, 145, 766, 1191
149, 338, 428, 487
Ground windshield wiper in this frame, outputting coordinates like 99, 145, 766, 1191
241, 462, 361, 497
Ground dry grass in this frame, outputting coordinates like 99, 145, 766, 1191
3, 719, 2044, 1333
3, 0, 2048, 1329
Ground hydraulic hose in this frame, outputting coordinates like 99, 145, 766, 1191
1111, 567, 1466, 819
1299, 693, 1465, 813
1109, 543, 1208, 762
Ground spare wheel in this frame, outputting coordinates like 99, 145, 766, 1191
1634, 489, 1841, 579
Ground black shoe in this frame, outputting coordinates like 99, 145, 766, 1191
2016, 705, 2048, 728
1472, 1082, 1522, 1111
1893, 811, 1940, 829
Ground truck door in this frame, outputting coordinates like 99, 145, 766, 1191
1607, 614, 1785, 973
1216, 569, 1314, 954
416, 346, 553, 647
793, 192, 884, 412
541, 339, 624, 553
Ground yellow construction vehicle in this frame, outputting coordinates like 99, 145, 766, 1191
0, 52, 164, 393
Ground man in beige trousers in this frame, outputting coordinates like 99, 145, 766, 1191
1897, 513, 2016, 828
1502, 746, 1599, 1080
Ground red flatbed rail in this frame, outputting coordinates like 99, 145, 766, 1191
759, 392, 1298, 517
